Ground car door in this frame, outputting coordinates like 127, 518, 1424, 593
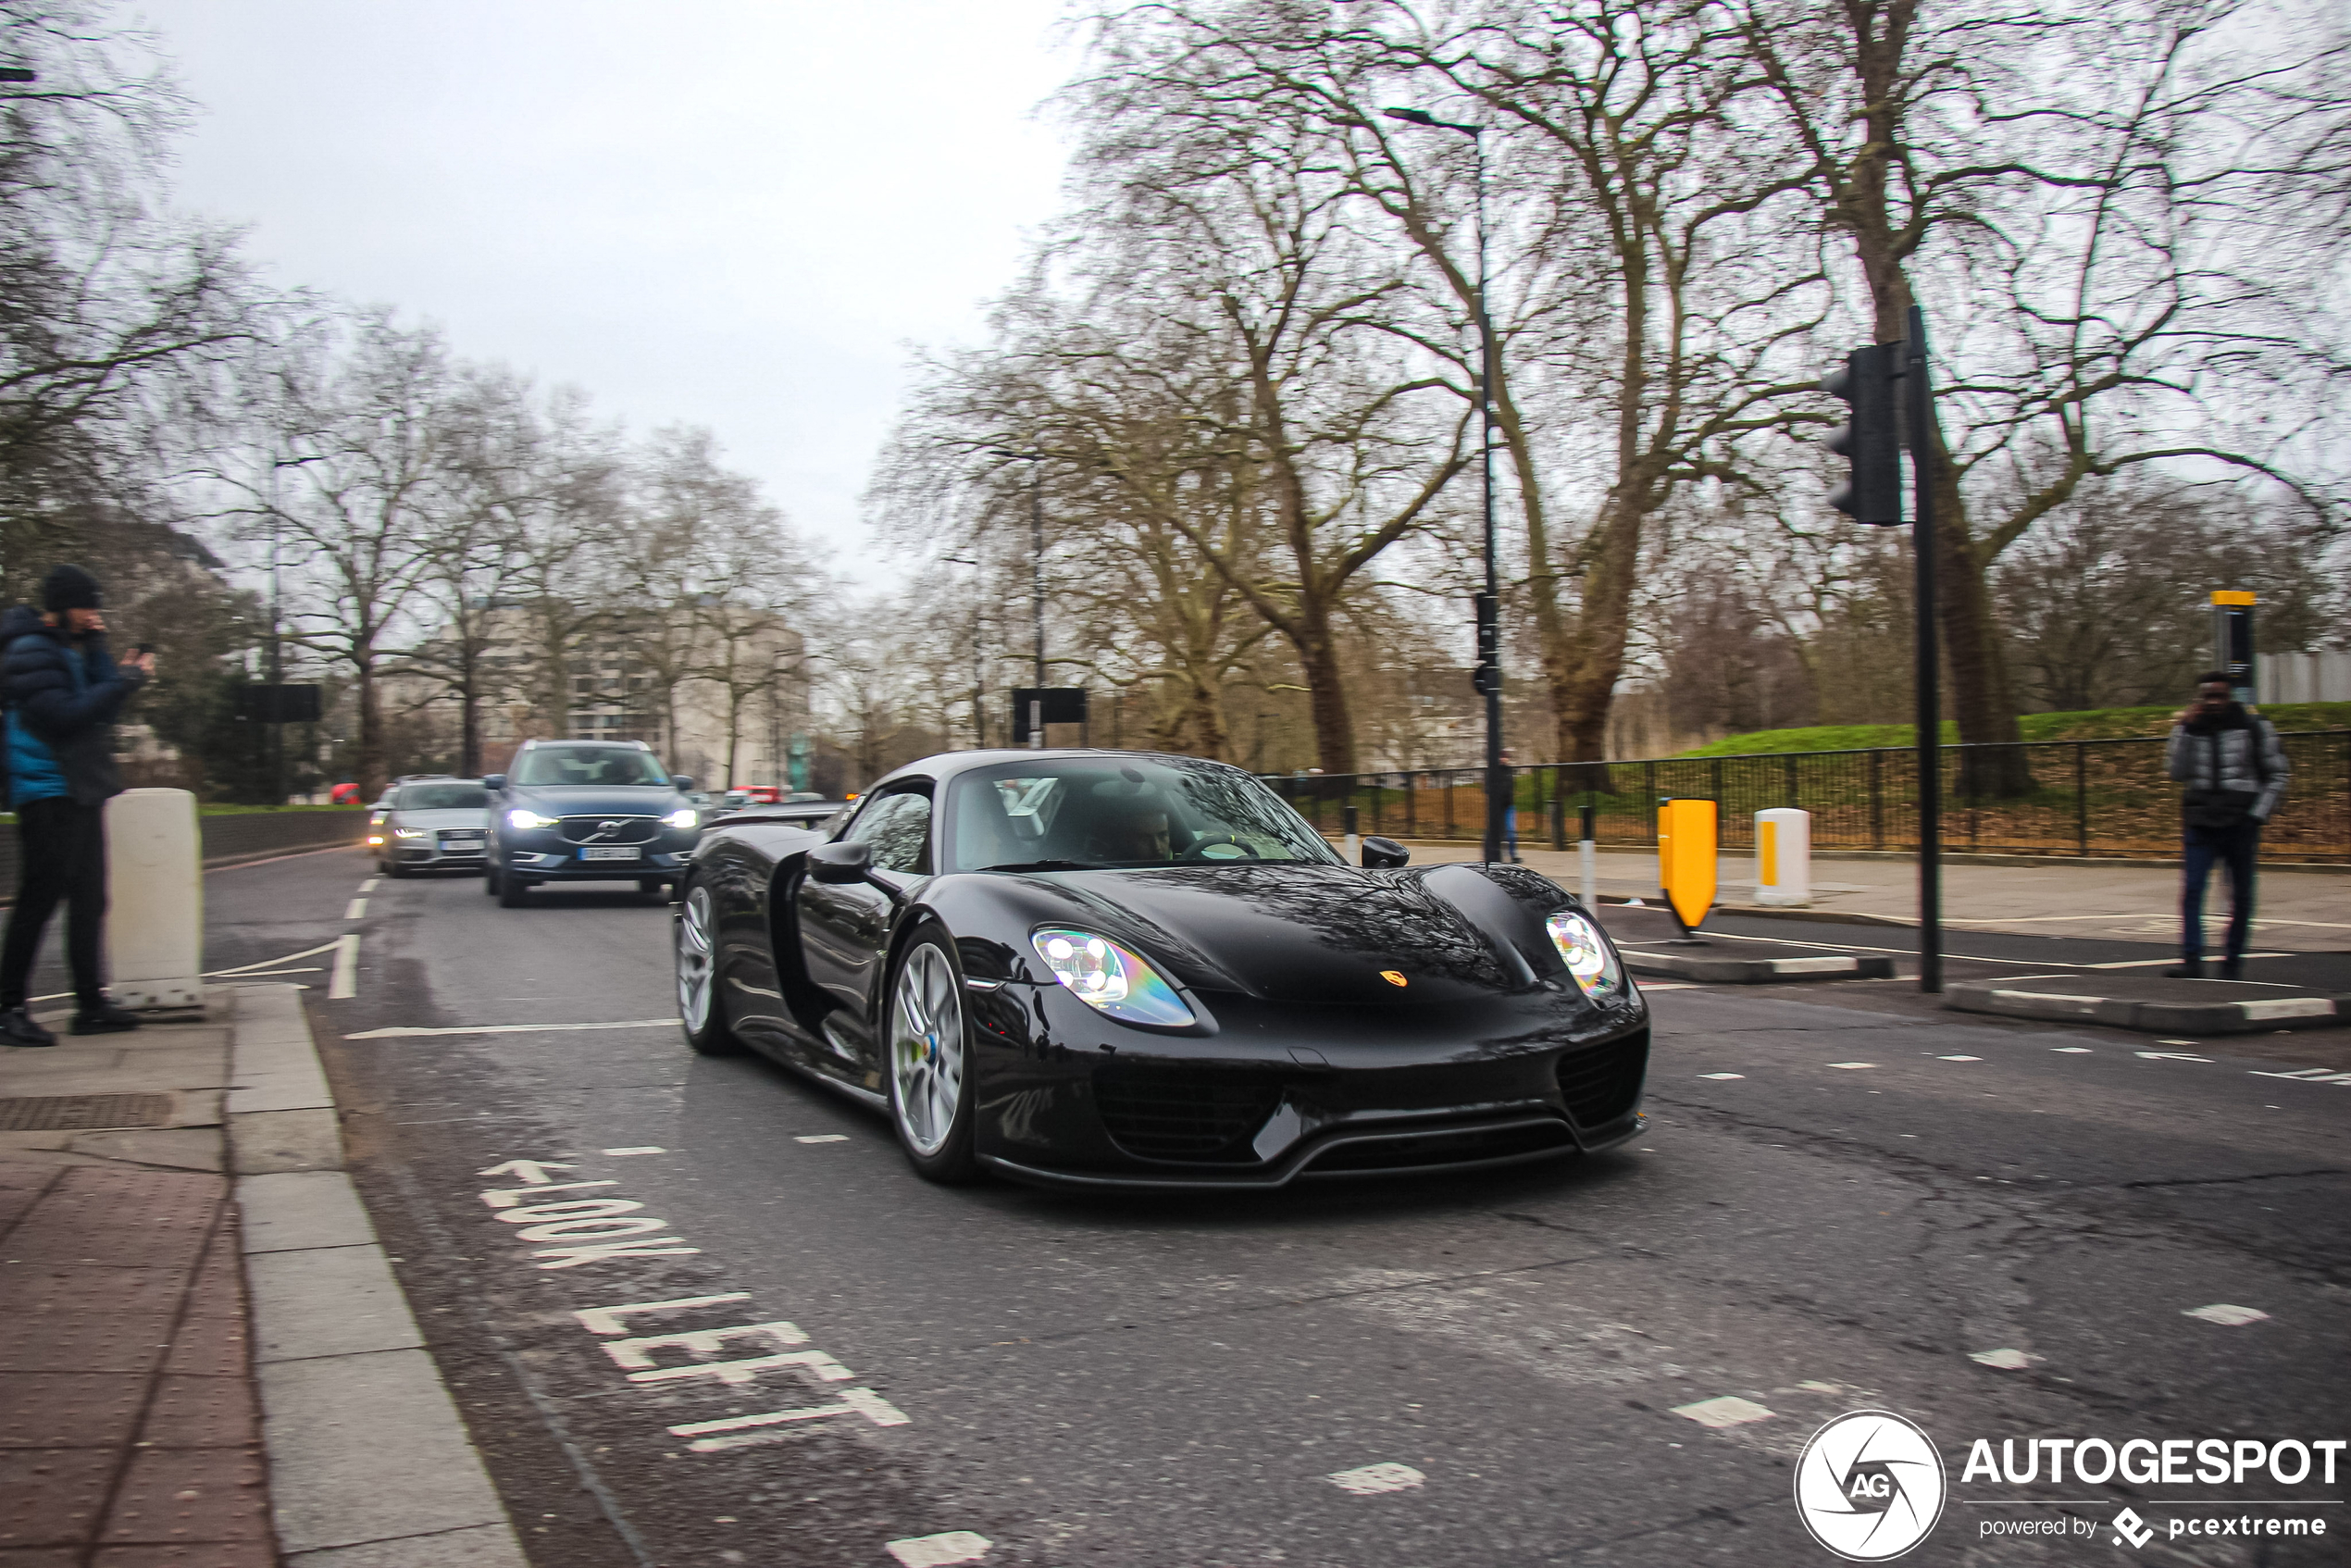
793, 782, 934, 1059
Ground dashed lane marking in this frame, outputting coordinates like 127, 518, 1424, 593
1937, 1054, 1982, 1062
1672, 1396, 1775, 1429
795, 1134, 852, 1144
1970, 1349, 2039, 1370
603, 1146, 667, 1156
2051, 1047, 2093, 1053
2136, 1050, 2213, 1063
329, 934, 359, 1000
1825, 1062, 1877, 1070
344, 898, 367, 919
884, 1533, 993, 1568
2251, 1067, 2351, 1085
344, 1018, 679, 1039
1698, 1073, 1745, 1080
2183, 1304, 2270, 1326
358, 877, 379, 892
1326, 1463, 1426, 1496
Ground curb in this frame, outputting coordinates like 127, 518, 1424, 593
226, 984, 529, 1568
1943, 981, 2348, 1035
1623, 948, 1897, 984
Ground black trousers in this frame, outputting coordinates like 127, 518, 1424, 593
1, 797, 108, 1009
2180, 817, 2259, 964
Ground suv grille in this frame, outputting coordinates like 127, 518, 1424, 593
1557, 1030, 1648, 1129
559, 815, 658, 845
1092, 1068, 1284, 1164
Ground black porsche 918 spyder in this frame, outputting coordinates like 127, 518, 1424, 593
674, 749, 1649, 1188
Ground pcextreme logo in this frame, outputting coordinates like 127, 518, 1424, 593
1794, 1410, 1948, 1561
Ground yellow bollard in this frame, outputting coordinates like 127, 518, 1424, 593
1657, 797, 1718, 936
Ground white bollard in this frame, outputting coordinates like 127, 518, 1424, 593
104, 787, 205, 1010
1579, 837, 1598, 908
1754, 807, 1811, 907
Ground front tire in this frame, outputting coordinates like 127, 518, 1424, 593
886, 929, 977, 1183
482, 863, 499, 896
498, 871, 532, 907
676, 883, 741, 1056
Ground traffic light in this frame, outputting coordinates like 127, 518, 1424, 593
1822, 343, 1902, 526
1472, 590, 1500, 696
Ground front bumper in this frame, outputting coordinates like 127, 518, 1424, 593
501, 845, 693, 879
385, 835, 489, 868
967, 978, 1649, 1190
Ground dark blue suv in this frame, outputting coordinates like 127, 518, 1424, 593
482, 740, 701, 907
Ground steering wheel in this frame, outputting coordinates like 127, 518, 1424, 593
1179, 831, 1261, 862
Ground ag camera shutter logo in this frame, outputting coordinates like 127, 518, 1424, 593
1794, 1410, 1948, 1560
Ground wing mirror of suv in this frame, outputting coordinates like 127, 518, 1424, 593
1361, 836, 1411, 869
808, 840, 873, 885
672, 775, 693, 791
481, 774, 506, 791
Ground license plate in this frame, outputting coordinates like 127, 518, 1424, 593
442, 833, 483, 842
579, 845, 641, 861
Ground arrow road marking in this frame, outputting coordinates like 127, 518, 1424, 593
478, 1160, 576, 1184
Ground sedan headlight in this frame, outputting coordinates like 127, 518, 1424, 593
665, 807, 697, 828
392, 828, 428, 840
506, 808, 558, 830
1030, 928, 1196, 1027
1546, 910, 1625, 1000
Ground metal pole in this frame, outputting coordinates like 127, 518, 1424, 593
1474, 130, 1506, 865
1907, 304, 1942, 993
1029, 463, 1045, 750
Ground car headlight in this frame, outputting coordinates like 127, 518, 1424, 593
1030, 928, 1195, 1027
507, 808, 558, 830
665, 807, 697, 828
1546, 910, 1625, 1000
392, 828, 428, 840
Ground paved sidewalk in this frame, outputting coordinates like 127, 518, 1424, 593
0, 990, 527, 1568
1399, 840, 2351, 952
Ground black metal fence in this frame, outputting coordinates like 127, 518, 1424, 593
1265, 731, 2351, 865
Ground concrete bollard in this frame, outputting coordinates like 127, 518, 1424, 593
104, 787, 205, 1010
1754, 806, 1811, 907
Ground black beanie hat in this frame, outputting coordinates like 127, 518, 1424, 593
41, 565, 101, 613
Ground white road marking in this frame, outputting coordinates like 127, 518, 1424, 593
208, 939, 345, 977
344, 1018, 679, 1039
358, 877, 379, 892
2183, 1303, 2269, 1326
218, 967, 323, 978
674, 1388, 912, 1451
2136, 1050, 2213, 1063
1937, 1054, 1982, 1062
574, 1294, 753, 1335
1672, 1395, 1775, 1428
329, 934, 359, 999
1697, 1073, 1745, 1080
1326, 1462, 1426, 1496
1825, 1062, 1876, 1070
795, 1134, 852, 1144
479, 1159, 576, 1184
2051, 1047, 2093, 1053
344, 898, 367, 919
883, 1531, 991, 1568
2251, 1068, 2351, 1085
603, 1145, 667, 1155
1970, 1349, 2039, 1369
1636, 980, 1698, 990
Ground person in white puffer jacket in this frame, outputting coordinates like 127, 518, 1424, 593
2163, 672, 2290, 979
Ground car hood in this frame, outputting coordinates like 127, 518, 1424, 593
389, 809, 489, 828
504, 786, 682, 818
999, 862, 1550, 1005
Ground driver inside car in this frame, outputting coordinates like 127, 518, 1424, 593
1087, 802, 1175, 865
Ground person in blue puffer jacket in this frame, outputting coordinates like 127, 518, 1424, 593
0, 566, 155, 1047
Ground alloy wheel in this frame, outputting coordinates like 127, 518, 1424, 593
676, 886, 715, 1033
890, 944, 964, 1156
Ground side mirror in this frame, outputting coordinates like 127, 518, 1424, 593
482, 774, 506, 791
672, 775, 693, 791
1361, 836, 1410, 869
809, 840, 873, 885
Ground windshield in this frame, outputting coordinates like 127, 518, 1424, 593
513, 746, 672, 788
398, 782, 488, 811
943, 758, 1339, 873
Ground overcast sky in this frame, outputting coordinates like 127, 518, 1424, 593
132, 0, 1079, 585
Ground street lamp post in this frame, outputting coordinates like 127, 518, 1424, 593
1385, 106, 1506, 864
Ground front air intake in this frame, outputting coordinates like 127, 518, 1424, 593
1091, 1067, 1284, 1164
1557, 1029, 1648, 1129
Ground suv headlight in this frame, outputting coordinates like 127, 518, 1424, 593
1546, 910, 1625, 1000
665, 807, 697, 828
1030, 928, 1195, 1027
506, 808, 558, 830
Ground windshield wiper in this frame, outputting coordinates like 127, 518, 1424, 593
979, 859, 1101, 873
